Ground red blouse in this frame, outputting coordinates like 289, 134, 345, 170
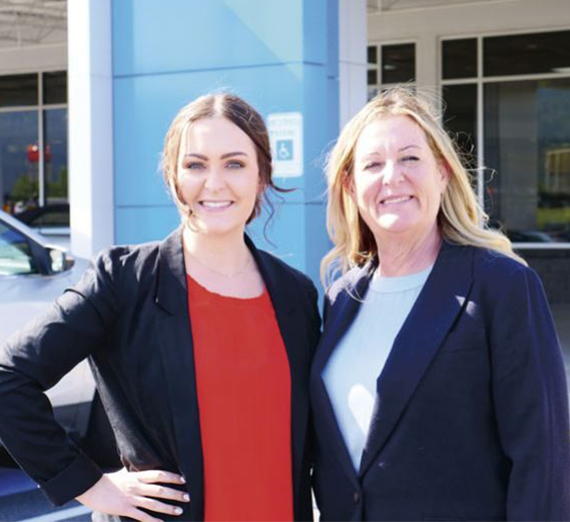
187, 274, 293, 522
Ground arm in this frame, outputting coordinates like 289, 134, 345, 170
0, 249, 190, 519
490, 266, 570, 520
0, 250, 120, 503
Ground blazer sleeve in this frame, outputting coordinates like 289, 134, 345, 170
489, 265, 570, 520
0, 249, 122, 505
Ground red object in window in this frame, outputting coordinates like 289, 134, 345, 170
27, 145, 39, 163
27, 144, 52, 163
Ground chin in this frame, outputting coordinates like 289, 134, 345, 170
375, 215, 413, 232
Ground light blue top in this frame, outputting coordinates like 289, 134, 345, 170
322, 265, 433, 471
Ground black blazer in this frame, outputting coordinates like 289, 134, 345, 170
311, 241, 570, 521
0, 228, 321, 521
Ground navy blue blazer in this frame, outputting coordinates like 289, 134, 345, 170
0, 228, 321, 521
311, 241, 570, 521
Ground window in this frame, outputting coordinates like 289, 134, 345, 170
367, 43, 416, 100
0, 222, 37, 276
484, 31, 570, 77
442, 84, 477, 167
442, 39, 477, 80
0, 71, 68, 223
441, 30, 570, 246
484, 78, 570, 243
0, 74, 38, 108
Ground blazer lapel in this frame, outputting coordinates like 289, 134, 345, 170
154, 228, 205, 521
311, 267, 374, 488
359, 242, 474, 477
246, 236, 309, 506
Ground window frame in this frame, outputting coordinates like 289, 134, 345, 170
439, 27, 570, 249
0, 70, 68, 210
367, 39, 418, 99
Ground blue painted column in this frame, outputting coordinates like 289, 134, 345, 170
111, 0, 339, 287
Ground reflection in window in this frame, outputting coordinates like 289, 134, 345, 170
0, 74, 38, 108
442, 39, 477, 80
367, 43, 416, 100
0, 72, 68, 218
484, 30, 570, 77
382, 44, 415, 84
484, 78, 570, 243
43, 71, 67, 105
443, 84, 478, 167
0, 222, 37, 276
44, 109, 68, 204
0, 111, 39, 214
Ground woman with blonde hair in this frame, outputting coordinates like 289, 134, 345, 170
310, 86, 570, 521
0, 93, 320, 522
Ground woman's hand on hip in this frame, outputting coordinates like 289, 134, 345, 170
76, 468, 190, 522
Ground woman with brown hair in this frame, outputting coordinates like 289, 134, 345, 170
0, 93, 320, 522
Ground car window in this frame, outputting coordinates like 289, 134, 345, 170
0, 222, 38, 276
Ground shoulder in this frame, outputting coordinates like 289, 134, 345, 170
84, 232, 179, 297
92, 239, 162, 280
255, 248, 317, 296
462, 245, 546, 304
469, 245, 537, 284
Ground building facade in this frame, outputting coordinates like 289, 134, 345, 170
0, 0, 569, 320
367, 0, 570, 346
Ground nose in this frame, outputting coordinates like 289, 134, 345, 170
204, 167, 225, 191
381, 160, 403, 185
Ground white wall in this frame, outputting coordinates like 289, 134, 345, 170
0, 44, 66, 75
67, 0, 114, 258
339, 0, 368, 127
368, 0, 570, 88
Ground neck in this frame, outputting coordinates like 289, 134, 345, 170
375, 224, 442, 277
183, 226, 250, 273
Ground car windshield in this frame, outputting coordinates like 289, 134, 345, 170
0, 222, 38, 276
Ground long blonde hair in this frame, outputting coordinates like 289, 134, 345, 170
321, 86, 525, 286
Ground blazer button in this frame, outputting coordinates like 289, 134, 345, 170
353, 492, 361, 503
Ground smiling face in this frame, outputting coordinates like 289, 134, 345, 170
352, 114, 448, 247
176, 116, 260, 238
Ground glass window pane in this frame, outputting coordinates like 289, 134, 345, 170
484, 30, 570, 77
0, 222, 37, 276
484, 78, 570, 243
442, 38, 477, 80
0, 111, 39, 214
43, 71, 67, 105
44, 109, 68, 205
382, 44, 415, 84
0, 74, 38, 107
368, 45, 378, 65
368, 69, 378, 86
442, 84, 478, 168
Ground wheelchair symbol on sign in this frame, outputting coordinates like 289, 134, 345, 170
276, 140, 293, 160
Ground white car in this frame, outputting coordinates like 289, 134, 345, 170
0, 209, 118, 466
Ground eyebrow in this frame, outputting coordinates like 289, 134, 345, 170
184, 151, 249, 160
361, 144, 421, 159
398, 144, 421, 152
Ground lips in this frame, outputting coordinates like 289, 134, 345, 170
380, 195, 413, 205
